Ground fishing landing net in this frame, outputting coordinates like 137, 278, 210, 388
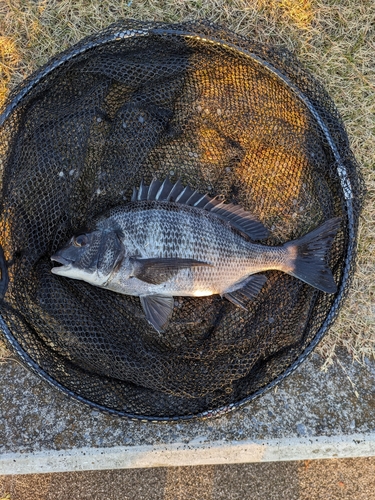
0, 20, 363, 420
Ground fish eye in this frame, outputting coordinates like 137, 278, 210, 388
73, 234, 88, 247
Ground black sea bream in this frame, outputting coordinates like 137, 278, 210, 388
51, 178, 341, 331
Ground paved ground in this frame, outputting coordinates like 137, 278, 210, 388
1, 458, 375, 499
1, 351, 375, 498
2, 351, 375, 460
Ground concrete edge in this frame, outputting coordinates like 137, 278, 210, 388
1, 433, 375, 475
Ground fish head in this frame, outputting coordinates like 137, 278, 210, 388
51, 228, 124, 286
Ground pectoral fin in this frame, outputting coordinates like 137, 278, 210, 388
223, 274, 267, 309
140, 295, 175, 332
131, 257, 211, 285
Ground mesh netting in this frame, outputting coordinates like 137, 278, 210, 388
0, 20, 363, 420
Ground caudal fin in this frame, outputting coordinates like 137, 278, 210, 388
284, 217, 341, 294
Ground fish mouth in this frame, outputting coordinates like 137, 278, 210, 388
51, 254, 72, 266
50, 253, 73, 275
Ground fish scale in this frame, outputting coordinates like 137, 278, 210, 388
106, 202, 261, 296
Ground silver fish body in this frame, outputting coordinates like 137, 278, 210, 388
101, 202, 284, 296
51, 178, 341, 331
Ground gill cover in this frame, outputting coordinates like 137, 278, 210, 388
51, 228, 124, 283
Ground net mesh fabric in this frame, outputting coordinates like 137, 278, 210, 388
0, 20, 363, 419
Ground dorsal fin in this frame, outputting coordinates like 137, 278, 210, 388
132, 178, 269, 240
147, 178, 162, 200
155, 177, 175, 200
138, 179, 149, 200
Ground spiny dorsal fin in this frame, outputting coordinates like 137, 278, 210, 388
147, 178, 162, 200
155, 177, 175, 200
138, 179, 149, 200
132, 177, 269, 241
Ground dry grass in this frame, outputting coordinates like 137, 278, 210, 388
0, 0, 374, 366
0, 336, 11, 361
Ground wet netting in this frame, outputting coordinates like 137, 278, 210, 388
0, 20, 363, 420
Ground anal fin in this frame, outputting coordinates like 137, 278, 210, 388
223, 274, 267, 310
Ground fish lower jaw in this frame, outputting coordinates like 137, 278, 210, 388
51, 265, 72, 276
51, 265, 108, 286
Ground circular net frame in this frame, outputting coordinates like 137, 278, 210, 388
0, 20, 363, 420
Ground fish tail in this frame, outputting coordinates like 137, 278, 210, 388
283, 217, 342, 293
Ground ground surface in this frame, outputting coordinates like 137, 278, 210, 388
1, 351, 374, 456
2, 458, 375, 500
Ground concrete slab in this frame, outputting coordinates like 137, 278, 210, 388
0, 348, 374, 474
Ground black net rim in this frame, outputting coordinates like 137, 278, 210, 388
0, 21, 359, 421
